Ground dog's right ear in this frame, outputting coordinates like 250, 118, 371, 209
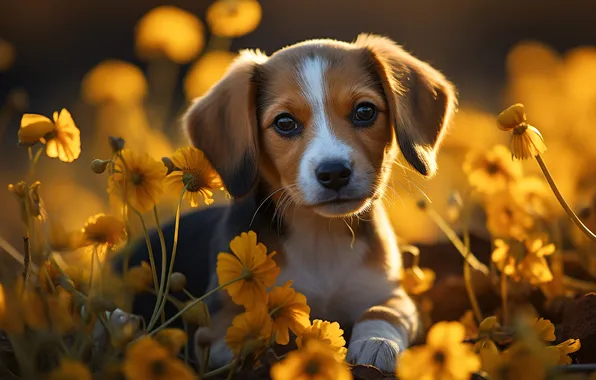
183, 50, 268, 198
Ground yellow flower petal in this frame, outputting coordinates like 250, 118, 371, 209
555, 339, 581, 365
18, 114, 54, 145
497, 103, 526, 131
533, 318, 556, 342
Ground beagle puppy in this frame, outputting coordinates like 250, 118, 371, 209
126, 34, 456, 373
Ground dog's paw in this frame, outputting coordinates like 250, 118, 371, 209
347, 338, 401, 373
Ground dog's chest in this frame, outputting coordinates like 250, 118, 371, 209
276, 227, 395, 323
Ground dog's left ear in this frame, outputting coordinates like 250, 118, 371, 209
355, 34, 457, 177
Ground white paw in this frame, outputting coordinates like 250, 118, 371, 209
347, 338, 401, 373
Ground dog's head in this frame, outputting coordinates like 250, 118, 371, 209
183, 34, 456, 218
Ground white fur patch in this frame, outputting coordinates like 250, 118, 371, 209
347, 320, 409, 373
277, 211, 395, 323
296, 56, 353, 204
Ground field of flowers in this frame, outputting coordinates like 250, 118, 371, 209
1, 1, 596, 379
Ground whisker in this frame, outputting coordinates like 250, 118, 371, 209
250, 186, 288, 227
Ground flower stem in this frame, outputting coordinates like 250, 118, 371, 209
147, 275, 245, 337
536, 154, 596, 243
135, 211, 159, 295
422, 203, 489, 275
501, 272, 509, 326
203, 360, 237, 379
462, 207, 483, 323
148, 188, 186, 330
89, 245, 96, 292
27, 146, 43, 183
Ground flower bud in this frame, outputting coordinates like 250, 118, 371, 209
195, 326, 214, 347
8, 181, 27, 199
108, 136, 125, 153
91, 159, 110, 174
497, 103, 526, 131
7, 88, 29, 112
182, 300, 210, 327
169, 272, 187, 292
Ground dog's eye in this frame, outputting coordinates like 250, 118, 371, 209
353, 103, 377, 126
273, 114, 301, 137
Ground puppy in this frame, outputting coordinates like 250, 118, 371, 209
125, 34, 456, 373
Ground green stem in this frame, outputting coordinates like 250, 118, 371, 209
89, 245, 96, 292
27, 146, 43, 184
422, 203, 489, 275
183, 288, 196, 300
135, 211, 160, 294
148, 189, 186, 330
536, 154, 596, 243
462, 208, 483, 323
147, 275, 245, 337
203, 360, 237, 379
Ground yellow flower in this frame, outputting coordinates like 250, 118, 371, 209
296, 320, 347, 362
497, 103, 547, 160
217, 231, 280, 309
510, 176, 554, 219
126, 261, 154, 293
492, 239, 555, 285
206, 0, 262, 38
19, 109, 81, 162
473, 316, 500, 356
135, 6, 204, 64
108, 149, 167, 213
532, 318, 556, 342
463, 145, 523, 195
225, 308, 273, 357
18, 113, 55, 145
124, 336, 196, 380
267, 281, 311, 345
48, 359, 92, 380
403, 266, 436, 295
164, 147, 223, 206
397, 321, 480, 380
82, 213, 127, 248
155, 328, 188, 357
480, 341, 559, 380
485, 190, 534, 240
555, 339, 580, 365
82, 60, 148, 105
270, 339, 353, 380
184, 51, 237, 100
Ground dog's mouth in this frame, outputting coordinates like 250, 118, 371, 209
307, 197, 371, 218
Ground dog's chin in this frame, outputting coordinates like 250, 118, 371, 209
311, 198, 372, 218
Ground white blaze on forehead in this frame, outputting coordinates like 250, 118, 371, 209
296, 55, 352, 201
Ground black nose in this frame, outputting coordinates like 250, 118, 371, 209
315, 161, 352, 191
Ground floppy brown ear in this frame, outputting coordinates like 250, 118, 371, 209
355, 34, 457, 177
182, 50, 268, 198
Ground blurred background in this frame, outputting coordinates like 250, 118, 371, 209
1, 0, 596, 258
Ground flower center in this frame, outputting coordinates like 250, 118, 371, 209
241, 268, 254, 280
182, 172, 205, 192
486, 162, 500, 175
151, 359, 166, 376
433, 350, 446, 365
304, 359, 320, 375
513, 124, 528, 135
131, 172, 144, 185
